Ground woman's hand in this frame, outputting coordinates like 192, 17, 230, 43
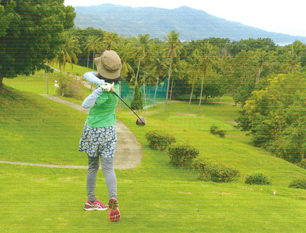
100, 82, 115, 92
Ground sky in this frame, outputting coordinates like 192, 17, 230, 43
64, 0, 306, 37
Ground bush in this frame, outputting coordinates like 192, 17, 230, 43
55, 75, 83, 99
209, 163, 240, 183
210, 125, 226, 138
193, 159, 240, 182
193, 158, 212, 181
145, 130, 176, 151
210, 125, 219, 135
245, 172, 272, 185
298, 159, 306, 169
168, 145, 199, 167
289, 179, 306, 189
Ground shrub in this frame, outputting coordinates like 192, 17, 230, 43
245, 172, 272, 185
289, 179, 306, 189
168, 145, 199, 167
298, 159, 306, 169
193, 158, 212, 181
210, 125, 219, 135
193, 159, 240, 183
55, 75, 83, 99
209, 163, 240, 183
210, 125, 226, 138
145, 130, 176, 151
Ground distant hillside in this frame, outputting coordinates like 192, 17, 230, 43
74, 4, 306, 44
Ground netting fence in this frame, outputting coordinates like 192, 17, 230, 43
120, 79, 168, 109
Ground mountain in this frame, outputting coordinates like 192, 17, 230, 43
73, 4, 306, 44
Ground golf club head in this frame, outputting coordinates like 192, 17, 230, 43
136, 117, 146, 126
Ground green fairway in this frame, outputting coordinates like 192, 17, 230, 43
1, 77, 306, 232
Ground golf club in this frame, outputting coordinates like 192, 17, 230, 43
113, 92, 146, 126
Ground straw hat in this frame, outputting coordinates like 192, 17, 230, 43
94, 50, 122, 79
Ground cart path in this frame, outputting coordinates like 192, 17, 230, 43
0, 95, 143, 170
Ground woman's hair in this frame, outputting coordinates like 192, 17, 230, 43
97, 73, 123, 84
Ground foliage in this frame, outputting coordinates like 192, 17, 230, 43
55, 75, 83, 99
209, 163, 240, 183
168, 145, 199, 167
210, 125, 226, 138
193, 158, 213, 181
0, 0, 75, 86
298, 159, 306, 169
245, 172, 272, 185
130, 83, 143, 110
237, 72, 306, 163
193, 158, 240, 182
288, 179, 306, 189
145, 130, 176, 151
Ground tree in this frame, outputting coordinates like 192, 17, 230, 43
148, 44, 168, 104
198, 41, 217, 112
131, 83, 143, 110
103, 32, 119, 50
134, 34, 151, 84
165, 30, 181, 112
188, 49, 201, 108
0, 0, 75, 89
85, 35, 102, 70
237, 72, 306, 163
51, 31, 82, 73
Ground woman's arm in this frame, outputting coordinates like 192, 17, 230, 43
83, 72, 105, 86
82, 88, 103, 109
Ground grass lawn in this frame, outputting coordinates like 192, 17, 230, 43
1, 74, 306, 232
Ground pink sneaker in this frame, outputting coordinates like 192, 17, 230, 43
84, 198, 107, 211
108, 197, 120, 222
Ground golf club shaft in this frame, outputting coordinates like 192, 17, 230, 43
113, 92, 144, 122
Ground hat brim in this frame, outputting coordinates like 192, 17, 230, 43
94, 56, 122, 80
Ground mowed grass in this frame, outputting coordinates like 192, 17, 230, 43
1, 76, 306, 232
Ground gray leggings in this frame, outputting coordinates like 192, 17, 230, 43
87, 155, 117, 202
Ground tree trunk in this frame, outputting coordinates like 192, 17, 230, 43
188, 76, 196, 109
87, 52, 90, 68
165, 59, 172, 112
256, 68, 261, 83
198, 71, 205, 112
0, 75, 3, 90
92, 51, 96, 70
135, 58, 141, 84
169, 75, 174, 103
153, 77, 159, 105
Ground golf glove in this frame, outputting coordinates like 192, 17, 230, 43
100, 82, 114, 92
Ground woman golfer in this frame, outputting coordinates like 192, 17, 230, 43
79, 50, 122, 222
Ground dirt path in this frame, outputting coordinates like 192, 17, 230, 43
1, 95, 143, 170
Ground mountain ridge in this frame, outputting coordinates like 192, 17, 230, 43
73, 4, 306, 44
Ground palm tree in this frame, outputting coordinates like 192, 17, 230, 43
52, 32, 82, 72
85, 35, 102, 70
103, 32, 119, 50
188, 49, 201, 109
148, 44, 168, 104
254, 49, 276, 83
198, 41, 216, 112
116, 37, 135, 80
134, 34, 151, 84
165, 30, 181, 112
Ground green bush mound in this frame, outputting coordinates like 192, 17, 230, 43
245, 172, 272, 185
168, 145, 199, 167
289, 179, 306, 189
210, 125, 226, 138
145, 130, 176, 151
194, 158, 240, 183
